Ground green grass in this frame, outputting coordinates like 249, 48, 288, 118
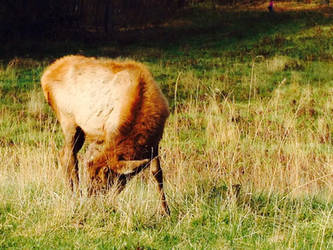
1, 2, 333, 249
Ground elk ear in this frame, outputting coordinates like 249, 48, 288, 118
115, 159, 150, 175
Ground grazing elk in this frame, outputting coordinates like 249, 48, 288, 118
41, 55, 170, 215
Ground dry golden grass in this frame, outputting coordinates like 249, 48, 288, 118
1, 82, 332, 248
1, 58, 332, 218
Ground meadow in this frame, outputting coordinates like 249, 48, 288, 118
0, 2, 332, 249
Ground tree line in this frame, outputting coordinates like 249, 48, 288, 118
2, 0, 326, 40
0, 0, 189, 40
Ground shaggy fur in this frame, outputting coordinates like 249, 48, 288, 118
41, 55, 170, 215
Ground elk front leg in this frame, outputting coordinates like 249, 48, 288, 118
150, 157, 170, 216
59, 125, 85, 192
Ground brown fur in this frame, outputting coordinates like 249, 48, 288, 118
41, 55, 170, 215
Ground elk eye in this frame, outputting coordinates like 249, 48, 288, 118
103, 166, 109, 174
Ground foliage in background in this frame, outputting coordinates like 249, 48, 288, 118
0, 0, 184, 40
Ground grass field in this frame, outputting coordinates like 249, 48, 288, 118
1, 2, 333, 249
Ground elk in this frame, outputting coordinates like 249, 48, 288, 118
41, 55, 170, 215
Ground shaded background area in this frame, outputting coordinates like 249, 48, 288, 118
1, 0, 332, 59
1, 0, 330, 43
0, 0, 188, 40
